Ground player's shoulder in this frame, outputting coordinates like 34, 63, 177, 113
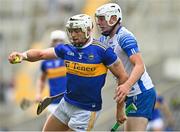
55, 43, 73, 51
117, 27, 136, 39
56, 43, 70, 47
117, 27, 137, 45
91, 38, 108, 50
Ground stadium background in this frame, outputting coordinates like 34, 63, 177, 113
0, 0, 180, 131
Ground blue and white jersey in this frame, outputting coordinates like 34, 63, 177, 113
99, 26, 154, 96
54, 38, 118, 111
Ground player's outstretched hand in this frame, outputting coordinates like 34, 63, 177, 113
8, 52, 23, 64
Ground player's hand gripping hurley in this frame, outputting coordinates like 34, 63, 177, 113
37, 91, 70, 115
111, 103, 137, 131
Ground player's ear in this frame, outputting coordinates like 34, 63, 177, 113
109, 15, 118, 25
87, 27, 92, 35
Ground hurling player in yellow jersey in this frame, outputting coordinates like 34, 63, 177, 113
8, 14, 131, 131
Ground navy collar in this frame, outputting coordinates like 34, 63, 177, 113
115, 26, 122, 35
104, 26, 122, 40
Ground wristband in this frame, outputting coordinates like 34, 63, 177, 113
22, 52, 28, 60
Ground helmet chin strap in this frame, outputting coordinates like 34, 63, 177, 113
74, 43, 84, 48
102, 18, 120, 36
73, 37, 90, 48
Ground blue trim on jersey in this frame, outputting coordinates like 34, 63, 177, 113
115, 26, 122, 34
124, 47, 139, 57
118, 34, 139, 57
137, 79, 146, 92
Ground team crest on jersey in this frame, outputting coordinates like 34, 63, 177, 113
88, 54, 94, 60
67, 51, 74, 56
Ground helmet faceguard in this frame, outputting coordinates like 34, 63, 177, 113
66, 14, 93, 47
95, 3, 122, 26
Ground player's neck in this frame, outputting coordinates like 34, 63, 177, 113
109, 24, 121, 38
80, 37, 93, 49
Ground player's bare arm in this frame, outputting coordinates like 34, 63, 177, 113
125, 53, 145, 88
114, 53, 145, 103
116, 101, 127, 124
108, 58, 129, 124
108, 58, 128, 85
109, 58, 131, 102
8, 48, 57, 63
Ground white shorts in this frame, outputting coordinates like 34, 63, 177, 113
147, 118, 164, 130
47, 104, 58, 113
53, 98, 101, 131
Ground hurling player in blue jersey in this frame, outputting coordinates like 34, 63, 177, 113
35, 30, 67, 114
8, 14, 130, 131
95, 3, 156, 131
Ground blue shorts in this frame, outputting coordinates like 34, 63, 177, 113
126, 88, 156, 120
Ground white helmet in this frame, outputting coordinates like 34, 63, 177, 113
95, 3, 122, 26
50, 30, 67, 41
66, 14, 93, 40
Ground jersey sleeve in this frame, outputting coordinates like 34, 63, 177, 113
102, 47, 118, 66
54, 44, 65, 59
118, 34, 140, 57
